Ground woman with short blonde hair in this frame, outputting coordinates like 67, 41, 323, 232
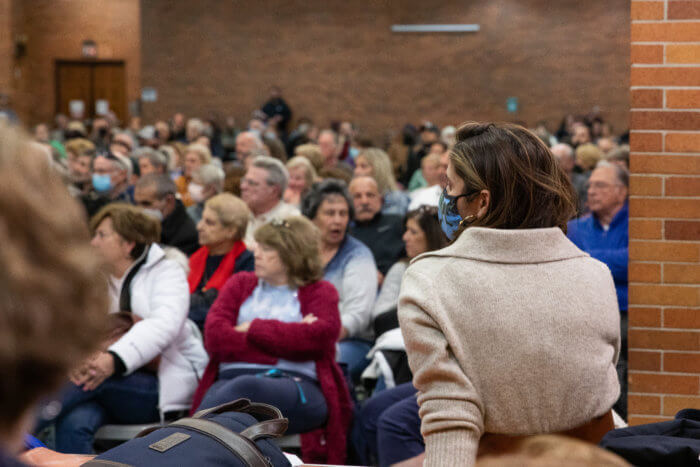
293, 143, 323, 172
187, 193, 254, 331
284, 156, 318, 207
354, 148, 409, 215
192, 215, 352, 465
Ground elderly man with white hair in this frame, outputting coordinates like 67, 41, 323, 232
551, 142, 588, 215
241, 156, 300, 246
235, 131, 264, 168
186, 163, 226, 224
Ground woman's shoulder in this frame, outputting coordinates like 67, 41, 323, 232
300, 279, 339, 299
227, 270, 258, 286
342, 235, 374, 260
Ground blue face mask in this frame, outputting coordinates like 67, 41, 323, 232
92, 173, 112, 193
437, 188, 477, 241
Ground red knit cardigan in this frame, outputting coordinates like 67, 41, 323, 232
190, 271, 353, 465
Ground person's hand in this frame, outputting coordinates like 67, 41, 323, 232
302, 314, 318, 324
338, 326, 349, 341
235, 321, 251, 333
69, 362, 91, 387
377, 270, 384, 288
81, 352, 115, 391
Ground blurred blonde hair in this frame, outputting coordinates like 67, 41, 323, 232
204, 193, 250, 242
293, 143, 323, 172
575, 143, 603, 171
286, 156, 317, 189
356, 147, 398, 194
185, 143, 213, 165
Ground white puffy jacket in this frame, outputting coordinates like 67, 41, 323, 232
108, 244, 209, 415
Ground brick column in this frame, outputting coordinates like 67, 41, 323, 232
628, 0, 700, 425
0, 0, 12, 95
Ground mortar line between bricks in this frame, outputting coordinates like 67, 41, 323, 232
632, 20, 700, 24
629, 370, 700, 376
628, 326, 700, 332
632, 108, 700, 112
629, 195, 700, 199
632, 87, 700, 90
629, 392, 694, 398
631, 129, 700, 134
632, 42, 700, 45
664, 0, 668, 21
633, 64, 700, 68
629, 150, 700, 155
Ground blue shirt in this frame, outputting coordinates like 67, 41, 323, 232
219, 280, 316, 380
324, 235, 378, 338
567, 203, 628, 311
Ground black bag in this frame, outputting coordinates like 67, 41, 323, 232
83, 399, 292, 467
600, 408, 700, 467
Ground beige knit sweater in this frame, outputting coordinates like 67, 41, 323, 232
398, 227, 620, 466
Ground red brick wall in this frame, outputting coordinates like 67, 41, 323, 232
10, 0, 140, 125
0, 0, 12, 96
628, 0, 700, 425
141, 0, 630, 137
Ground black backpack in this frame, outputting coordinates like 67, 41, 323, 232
83, 399, 292, 467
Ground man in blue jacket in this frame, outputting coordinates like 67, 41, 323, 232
567, 160, 629, 418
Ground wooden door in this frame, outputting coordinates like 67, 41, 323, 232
55, 61, 127, 122
55, 62, 92, 119
93, 63, 127, 122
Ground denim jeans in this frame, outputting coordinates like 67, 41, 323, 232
35, 371, 159, 454
353, 382, 422, 466
338, 338, 372, 384
197, 368, 327, 434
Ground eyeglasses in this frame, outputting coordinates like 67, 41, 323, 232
241, 177, 261, 187
586, 181, 622, 191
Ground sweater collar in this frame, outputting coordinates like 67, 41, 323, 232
415, 226, 588, 265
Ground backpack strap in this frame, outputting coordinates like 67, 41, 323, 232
197, 400, 288, 440
168, 418, 271, 467
192, 398, 253, 419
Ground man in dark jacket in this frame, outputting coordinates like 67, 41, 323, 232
134, 174, 199, 255
349, 176, 404, 280
261, 86, 292, 134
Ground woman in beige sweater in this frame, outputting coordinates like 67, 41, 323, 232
398, 122, 621, 466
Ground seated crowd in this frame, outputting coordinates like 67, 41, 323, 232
10, 90, 632, 466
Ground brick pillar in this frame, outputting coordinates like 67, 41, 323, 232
628, 0, 700, 425
0, 0, 12, 95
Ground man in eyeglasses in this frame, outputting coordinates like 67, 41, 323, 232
567, 161, 629, 419
241, 156, 299, 247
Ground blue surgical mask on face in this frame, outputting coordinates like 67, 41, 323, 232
437, 188, 476, 241
92, 173, 112, 193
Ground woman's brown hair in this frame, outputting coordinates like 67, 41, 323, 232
450, 122, 576, 236
90, 204, 161, 259
254, 216, 324, 288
